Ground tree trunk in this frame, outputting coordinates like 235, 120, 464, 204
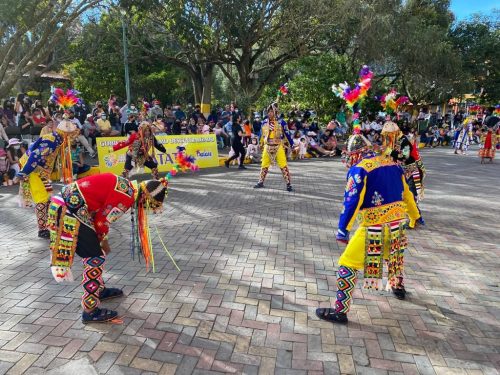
200, 64, 214, 116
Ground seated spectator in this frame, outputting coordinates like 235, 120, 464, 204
96, 113, 120, 136
70, 140, 90, 178
0, 145, 15, 186
307, 132, 334, 157
40, 119, 56, 136
82, 114, 98, 146
172, 119, 182, 135
246, 136, 260, 163
424, 125, 434, 147
187, 118, 197, 134
320, 129, 338, 153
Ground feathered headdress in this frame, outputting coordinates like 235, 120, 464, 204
50, 88, 81, 110
379, 89, 409, 115
332, 65, 373, 134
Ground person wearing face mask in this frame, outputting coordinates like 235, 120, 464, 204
68, 110, 96, 157
96, 112, 120, 137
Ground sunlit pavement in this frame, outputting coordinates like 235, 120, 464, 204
0, 146, 498, 374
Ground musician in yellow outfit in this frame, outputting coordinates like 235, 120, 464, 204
254, 103, 294, 191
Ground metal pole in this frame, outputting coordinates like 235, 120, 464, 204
121, 16, 131, 109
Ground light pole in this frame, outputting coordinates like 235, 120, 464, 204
120, 9, 131, 109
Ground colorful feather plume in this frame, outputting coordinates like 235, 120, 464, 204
50, 88, 81, 110
379, 89, 409, 115
494, 105, 500, 116
331, 65, 373, 134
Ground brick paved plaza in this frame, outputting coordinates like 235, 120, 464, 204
0, 147, 498, 375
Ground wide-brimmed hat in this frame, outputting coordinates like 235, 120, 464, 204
8, 138, 21, 147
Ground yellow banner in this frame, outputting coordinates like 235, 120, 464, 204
96, 134, 219, 174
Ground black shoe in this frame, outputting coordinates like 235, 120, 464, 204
238, 165, 247, 170
38, 230, 50, 239
392, 287, 406, 300
315, 308, 348, 324
82, 307, 119, 324
224, 160, 230, 168
286, 185, 293, 192
253, 182, 264, 189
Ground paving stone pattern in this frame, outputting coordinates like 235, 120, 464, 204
0, 146, 498, 374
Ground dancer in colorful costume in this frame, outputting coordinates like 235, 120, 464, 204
454, 118, 472, 155
391, 125, 426, 225
112, 121, 166, 179
479, 126, 498, 163
316, 132, 420, 324
15, 131, 74, 238
253, 102, 294, 191
47, 173, 168, 323
47, 148, 196, 323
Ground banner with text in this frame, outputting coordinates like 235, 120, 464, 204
96, 134, 219, 174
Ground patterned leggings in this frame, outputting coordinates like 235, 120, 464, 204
35, 201, 49, 231
335, 266, 357, 314
82, 256, 105, 311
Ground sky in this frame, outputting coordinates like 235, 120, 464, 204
450, 0, 498, 20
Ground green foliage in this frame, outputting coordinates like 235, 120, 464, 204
450, 13, 500, 103
64, 12, 192, 104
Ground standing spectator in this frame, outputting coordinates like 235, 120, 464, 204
174, 105, 186, 121
123, 114, 138, 135
47, 99, 58, 117
224, 115, 246, 169
253, 114, 262, 140
164, 106, 176, 129
73, 101, 88, 125
0, 116, 9, 142
214, 121, 228, 149
149, 100, 163, 119
107, 94, 117, 112
243, 119, 252, 146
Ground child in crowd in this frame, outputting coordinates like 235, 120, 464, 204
246, 137, 260, 164
298, 137, 307, 159
0, 145, 15, 186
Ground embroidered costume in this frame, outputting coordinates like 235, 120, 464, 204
113, 122, 166, 179
254, 103, 294, 191
47, 172, 169, 323
16, 133, 63, 238
316, 133, 419, 324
